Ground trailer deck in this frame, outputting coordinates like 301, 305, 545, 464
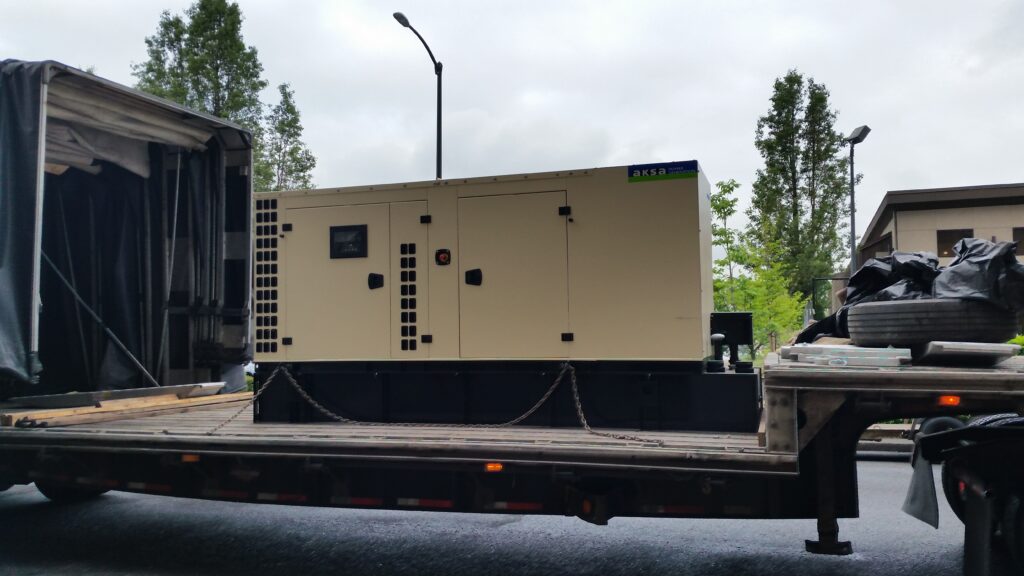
0, 404, 793, 474
2, 358, 1023, 478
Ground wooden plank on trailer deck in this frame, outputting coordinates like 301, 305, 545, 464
20, 399, 251, 428
0, 396, 188, 426
5, 393, 251, 427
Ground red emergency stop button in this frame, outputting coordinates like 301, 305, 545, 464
435, 249, 451, 265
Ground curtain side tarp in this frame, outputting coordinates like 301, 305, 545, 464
0, 60, 45, 383
2, 60, 252, 393
38, 166, 147, 391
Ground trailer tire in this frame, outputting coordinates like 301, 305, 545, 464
917, 416, 965, 438
1003, 493, 1024, 571
968, 413, 1020, 428
941, 415, 1022, 525
35, 481, 109, 503
847, 300, 1018, 347
987, 416, 1024, 428
940, 461, 967, 523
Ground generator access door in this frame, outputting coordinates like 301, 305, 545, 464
283, 203, 390, 360
458, 191, 569, 358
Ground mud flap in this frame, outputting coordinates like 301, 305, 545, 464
902, 442, 939, 528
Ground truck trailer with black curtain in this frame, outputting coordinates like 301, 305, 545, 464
0, 60, 253, 397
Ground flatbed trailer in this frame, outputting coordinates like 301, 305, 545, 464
5, 59, 1024, 576
2, 357, 1024, 573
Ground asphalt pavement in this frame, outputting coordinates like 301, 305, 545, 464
0, 461, 1015, 575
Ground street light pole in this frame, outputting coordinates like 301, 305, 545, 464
845, 125, 871, 272
394, 12, 442, 180
849, 142, 856, 271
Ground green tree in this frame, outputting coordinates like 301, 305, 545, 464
250, 123, 275, 192
265, 83, 316, 191
132, 0, 317, 191
747, 70, 853, 300
133, 0, 267, 126
712, 179, 807, 358
734, 241, 807, 357
710, 179, 740, 311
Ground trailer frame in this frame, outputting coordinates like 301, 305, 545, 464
1, 357, 1022, 554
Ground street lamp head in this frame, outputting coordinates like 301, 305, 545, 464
846, 125, 871, 145
393, 8, 442, 179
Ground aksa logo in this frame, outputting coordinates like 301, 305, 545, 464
632, 167, 668, 177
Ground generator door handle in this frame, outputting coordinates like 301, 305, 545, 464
465, 269, 483, 286
367, 273, 384, 289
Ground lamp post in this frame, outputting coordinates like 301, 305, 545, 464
394, 11, 443, 180
845, 125, 870, 272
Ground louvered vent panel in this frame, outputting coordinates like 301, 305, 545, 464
398, 242, 418, 351
254, 198, 280, 354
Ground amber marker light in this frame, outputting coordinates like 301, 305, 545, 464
938, 395, 962, 407
485, 462, 504, 473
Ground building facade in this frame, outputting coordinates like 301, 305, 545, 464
859, 183, 1024, 265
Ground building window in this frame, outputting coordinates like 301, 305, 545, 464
936, 229, 974, 258
1014, 227, 1024, 246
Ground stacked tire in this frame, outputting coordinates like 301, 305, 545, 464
847, 300, 1019, 347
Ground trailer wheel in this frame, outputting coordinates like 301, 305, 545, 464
35, 481, 109, 503
847, 300, 1018, 347
1003, 493, 1024, 571
941, 415, 1022, 525
917, 416, 965, 438
940, 462, 967, 523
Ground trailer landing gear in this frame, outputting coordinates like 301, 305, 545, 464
805, 422, 853, 556
805, 525, 852, 556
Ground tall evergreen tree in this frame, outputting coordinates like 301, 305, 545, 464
747, 70, 853, 299
132, 0, 317, 191
749, 72, 803, 255
265, 84, 316, 191
133, 0, 266, 127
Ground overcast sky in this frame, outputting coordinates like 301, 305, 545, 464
2, 0, 1022, 237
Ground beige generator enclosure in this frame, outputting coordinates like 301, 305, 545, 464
254, 161, 713, 363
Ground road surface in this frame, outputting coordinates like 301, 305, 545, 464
0, 461, 1013, 575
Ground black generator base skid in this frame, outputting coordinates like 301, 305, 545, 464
254, 361, 760, 433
